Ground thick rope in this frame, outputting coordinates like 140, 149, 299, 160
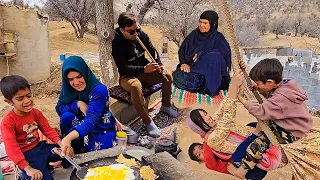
214, 0, 281, 148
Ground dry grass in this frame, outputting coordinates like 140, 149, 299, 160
260, 33, 320, 54
48, 21, 179, 61
48, 21, 320, 64
48, 21, 70, 31
50, 31, 98, 53
142, 25, 179, 61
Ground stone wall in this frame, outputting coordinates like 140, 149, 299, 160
0, 5, 50, 83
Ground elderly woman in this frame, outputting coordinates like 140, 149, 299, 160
56, 56, 136, 156
186, 71, 281, 179
173, 10, 231, 96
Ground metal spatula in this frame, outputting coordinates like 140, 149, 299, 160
64, 155, 88, 179
52, 148, 88, 179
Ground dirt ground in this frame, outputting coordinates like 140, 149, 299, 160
177, 103, 320, 180
1, 21, 320, 179
2, 97, 319, 180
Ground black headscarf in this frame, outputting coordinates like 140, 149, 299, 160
200, 10, 219, 31
178, 10, 231, 70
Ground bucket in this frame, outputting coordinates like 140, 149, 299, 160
60, 54, 66, 61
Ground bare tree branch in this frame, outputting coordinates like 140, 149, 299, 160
45, 0, 95, 39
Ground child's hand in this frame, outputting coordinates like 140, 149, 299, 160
227, 163, 247, 179
24, 165, 43, 180
238, 87, 245, 98
253, 125, 263, 136
249, 80, 257, 91
239, 59, 246, 70
230, 71, 244, 88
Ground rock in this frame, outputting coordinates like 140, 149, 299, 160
0, 105, 10, 119
142, 152, 196, 180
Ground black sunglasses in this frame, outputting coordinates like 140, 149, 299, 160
125, 27, 141, 35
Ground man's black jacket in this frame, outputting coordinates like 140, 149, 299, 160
112, 27, 162, 77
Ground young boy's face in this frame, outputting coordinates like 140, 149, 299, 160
5, 88, 33, 115
254, 80, 277, 95
193, 144, 205, 162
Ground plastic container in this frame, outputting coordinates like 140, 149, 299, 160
60, 54, 66, 61
116, 131, 127, 149
0, 163, 2, 180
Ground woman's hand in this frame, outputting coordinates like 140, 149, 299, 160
230, 71, 244, 88
228, 71, 244, 99
180, 64, 190, 73
60, 131, 78, 157
77, 101, 88, 116
60, 138, 73, 158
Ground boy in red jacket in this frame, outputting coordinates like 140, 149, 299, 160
0, 75, 73, 180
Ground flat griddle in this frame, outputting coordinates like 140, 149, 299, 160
69, 154, 160, 180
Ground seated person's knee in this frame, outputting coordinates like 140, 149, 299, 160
60, 112, 76, 124
129, 81, 143, 93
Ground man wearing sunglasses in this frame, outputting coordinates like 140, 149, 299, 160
112, 12, 178, 138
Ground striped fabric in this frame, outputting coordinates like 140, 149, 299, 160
171, 86, 228, 108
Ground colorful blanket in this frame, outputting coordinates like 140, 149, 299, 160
171, 86, 227, 108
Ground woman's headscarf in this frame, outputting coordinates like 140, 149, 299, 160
178, 10, 231, 70
186, 117, 206, 136
200, 10, 219, 30
56, 56, 101, 106
186, 108, 213, 136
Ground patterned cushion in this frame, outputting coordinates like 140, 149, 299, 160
109, 83, 162, 104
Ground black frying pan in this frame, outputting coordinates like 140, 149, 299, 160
69, 154, 160, 180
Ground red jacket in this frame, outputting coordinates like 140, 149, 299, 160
1, 109, 60, 168
203, 142, 230, 174
203, 131, 281, 173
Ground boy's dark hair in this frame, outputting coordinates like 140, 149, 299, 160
249, 58, 283, 84
190, 109, 211, 133
0, 75, 30, 101
118, 12, 137, 29
188, 143, 203, 162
